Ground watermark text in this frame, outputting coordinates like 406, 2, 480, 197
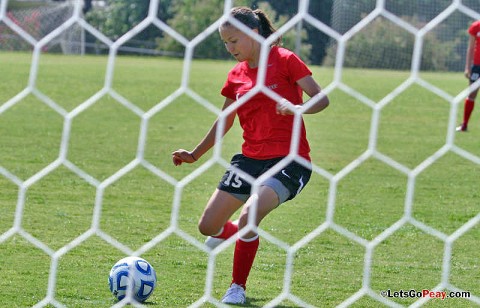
380, 289, 471, 300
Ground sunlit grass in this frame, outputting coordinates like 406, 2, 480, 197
0, 52, 478, 307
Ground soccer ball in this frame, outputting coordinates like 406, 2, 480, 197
108, 256, 157, 302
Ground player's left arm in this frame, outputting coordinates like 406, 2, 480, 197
296, 75, 329, 114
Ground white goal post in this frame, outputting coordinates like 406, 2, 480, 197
1, 0, 84, 54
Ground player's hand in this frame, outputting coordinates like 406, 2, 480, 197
276, 98, 298, 115
465, 70, 471, 79
172, 149, 197, 166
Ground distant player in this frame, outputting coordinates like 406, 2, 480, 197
171, 6, 329, 305
457, 20, 480, 132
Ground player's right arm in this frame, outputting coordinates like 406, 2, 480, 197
465, 35, 475, 79
172, 97, 236, 165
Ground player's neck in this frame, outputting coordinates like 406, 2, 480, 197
246, 44, 266, 68
246, 54, 259, 69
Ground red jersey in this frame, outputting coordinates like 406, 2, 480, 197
468, 21, 480, 65
221, 46, 312, 161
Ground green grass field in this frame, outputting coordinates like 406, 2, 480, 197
0, 51, 479, 307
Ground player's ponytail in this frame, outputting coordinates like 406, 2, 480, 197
226, 7, 282, 47
253, 9, 282, 46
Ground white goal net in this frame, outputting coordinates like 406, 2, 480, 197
1, 0, 83, 54
0, 0, 479, 307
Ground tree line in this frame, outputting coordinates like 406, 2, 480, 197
83, 0, 479, 70
84, 0, 331, 64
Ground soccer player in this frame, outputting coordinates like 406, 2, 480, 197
457, 20, 480, 132
172, 6, 329, 304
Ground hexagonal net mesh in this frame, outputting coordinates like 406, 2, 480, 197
0, 0, 479, 307
0, 1, 84, 54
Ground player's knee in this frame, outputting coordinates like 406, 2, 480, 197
198, 219, 220, 236
237, 211, 248, 226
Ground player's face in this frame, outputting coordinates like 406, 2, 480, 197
219, 25, 259, 64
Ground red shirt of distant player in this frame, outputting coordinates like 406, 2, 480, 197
468, 20, 480, 65
221, 46, 312, 161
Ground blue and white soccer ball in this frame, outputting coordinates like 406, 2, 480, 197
108, 256, 157, 302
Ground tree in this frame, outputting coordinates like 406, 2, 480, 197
323, 16, 458, 71
255, 2, 311, 62
83, 0, 92, 14
156, 0, 233, 59
305, 0, 333, 64
156, 0, 308, 60
85, 0, 151, 40
84, 0, 175, 54
254, 0, 332, 64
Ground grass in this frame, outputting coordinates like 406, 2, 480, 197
0, 51, 479, 308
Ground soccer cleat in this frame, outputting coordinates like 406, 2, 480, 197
456, 124, 467, 132
221, 283, 246, 304
204, 220, 238, 249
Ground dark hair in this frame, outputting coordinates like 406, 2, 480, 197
223, 7, 282, 46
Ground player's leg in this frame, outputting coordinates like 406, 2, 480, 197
236, 185, 281, 236
458, 93, 476, 132
458, 66, 480, 131
198, 188, 243, 237
199, 154, 260, 248
221, 185, 279, 304
233, 185, 279, 278
465, 88, 477, 127
222, 161, 312, 304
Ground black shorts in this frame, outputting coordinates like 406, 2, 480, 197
470, 65, 480, 83
218, 154, 312, 204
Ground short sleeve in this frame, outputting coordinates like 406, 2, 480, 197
468, 21, 480, 36
221, 78, 236, 100
221, 63, 245, 100
286, 52, 312, 84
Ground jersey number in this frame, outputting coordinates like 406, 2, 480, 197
223, 171, 242, 188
